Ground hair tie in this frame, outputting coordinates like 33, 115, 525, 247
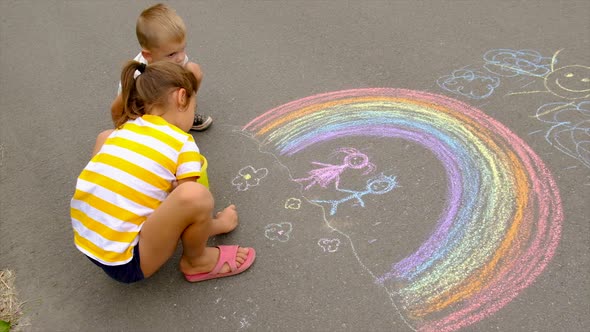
137, 63, 147, 74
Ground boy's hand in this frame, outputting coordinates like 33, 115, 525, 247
186, 62, 203, 91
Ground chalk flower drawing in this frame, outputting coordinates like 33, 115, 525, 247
311, 173, 398, 216
243, 88, 563, 332
318, 238, 341, 253
483, 49, 554, 77
536, 101, 590, 168
231, 165, 268, 191
292, 147, 375, 190
264, 222, 292, 242
437, 68, 500, 100
284, 198, 302, 210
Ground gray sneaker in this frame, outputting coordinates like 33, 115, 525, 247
191, 113, 213, 131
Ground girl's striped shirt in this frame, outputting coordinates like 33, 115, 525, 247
71, 115, 204, 265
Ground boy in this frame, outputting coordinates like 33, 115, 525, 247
111, 3, 212, 131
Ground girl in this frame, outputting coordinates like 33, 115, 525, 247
71, 61, 255, 283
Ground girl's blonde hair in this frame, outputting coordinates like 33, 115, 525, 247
118, 61, 198, 128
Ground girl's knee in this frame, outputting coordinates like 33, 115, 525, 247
173, 181, 213, 211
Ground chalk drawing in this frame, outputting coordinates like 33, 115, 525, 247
284, 197, 302, 209
264, 222, 292, 242
231, 165, 268, 191
243, 88, 563, 332
292, 147, 375, 190
217, 297, 259, 330
310, 173, 398, 216
438, 49, 557, 101
483, 49, 554, 77
495, 49, 590, 167
318, 238, 341, 253
535, 101, 590, 168
437, 67, 500, 100
508, 49, 590, 101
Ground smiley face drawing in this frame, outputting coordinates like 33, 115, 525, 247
544, 64, 590, 99
507, 49, 590, 101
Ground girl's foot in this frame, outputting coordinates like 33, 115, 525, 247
180, 246, 251, 276
210, 204, 238, 236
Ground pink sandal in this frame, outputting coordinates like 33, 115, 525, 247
184, 245, 256, 282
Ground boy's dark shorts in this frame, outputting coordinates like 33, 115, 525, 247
87, 244, 144, 284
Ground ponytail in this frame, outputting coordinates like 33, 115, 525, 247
116, 60, 198, 128
117, 61, 146, 127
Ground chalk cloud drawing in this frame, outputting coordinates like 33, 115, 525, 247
499, 49, 590, 167
292, 147, 375, 190
438, 48, 590, 168
438, 49, 557, 100
318, 238, 341, 253
509, 50, 590, 101
310, 173, 398, 216
231, 165, 268, 191
284, 197, 302, 210
536, 101, 590, 168
243, 88, 563, 332
483, 49, 554, 77
264, 222, 292, 242
437, 68, 500, 100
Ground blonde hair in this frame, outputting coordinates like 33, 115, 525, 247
118, 61, 198, 128
136, 3, 186, 50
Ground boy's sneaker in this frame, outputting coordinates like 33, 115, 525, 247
191, 113, 213, 131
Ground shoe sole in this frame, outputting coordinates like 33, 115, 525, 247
191, 117, 213, 131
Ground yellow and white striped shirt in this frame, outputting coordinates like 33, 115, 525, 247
71, 115, 204, 265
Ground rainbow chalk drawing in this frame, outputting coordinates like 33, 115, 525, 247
243, 88, 563, 331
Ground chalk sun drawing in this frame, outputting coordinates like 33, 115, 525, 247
310, 173, 398, 216
231, 165, 269, 191
243, 88, 563, 332
292, 147, 375, 190
502, 49, 590, 167
508, 49, 590, 101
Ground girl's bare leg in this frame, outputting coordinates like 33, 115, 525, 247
138, 182, 249, 277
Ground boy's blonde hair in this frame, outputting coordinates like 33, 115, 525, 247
136, 3, 186, 50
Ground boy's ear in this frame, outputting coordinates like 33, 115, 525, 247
141, 50, 153, 63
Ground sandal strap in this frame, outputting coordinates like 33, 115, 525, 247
210, 245, 239, 274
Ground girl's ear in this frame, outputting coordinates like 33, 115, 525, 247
175, 88, 188, 110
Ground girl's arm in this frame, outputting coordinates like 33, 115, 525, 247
170, 176, 200, 192
92, 129, 115, 157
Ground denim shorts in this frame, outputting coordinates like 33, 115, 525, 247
88, 244, 144, 284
